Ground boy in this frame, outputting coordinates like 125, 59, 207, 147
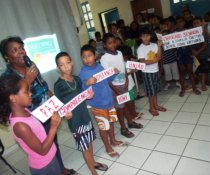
100, 33, 143, 138
137, 27, 166, 116
79, 45, 125, 158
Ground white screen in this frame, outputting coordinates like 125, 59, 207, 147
24, 34, 60, 73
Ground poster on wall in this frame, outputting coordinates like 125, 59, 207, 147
24, 34, 60, 73
162, 27, 204, 50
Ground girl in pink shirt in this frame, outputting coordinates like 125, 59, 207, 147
0, 75, 61, 175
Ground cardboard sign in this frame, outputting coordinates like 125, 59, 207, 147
93, 67, 115, 83
126, 61, 146, 70
117, 92, 131, 105
31, 96, 64, 123
162, 27, 204, 50
58, 87, 93, 117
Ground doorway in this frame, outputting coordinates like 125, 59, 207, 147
99, 8, 120, 33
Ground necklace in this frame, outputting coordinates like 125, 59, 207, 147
65, 78, 77, 91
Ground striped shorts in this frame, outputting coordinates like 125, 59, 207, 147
73, 121, 96, 151
92, 107, 118, 131
142, 72, 161, 96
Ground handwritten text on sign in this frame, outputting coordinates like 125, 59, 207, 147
58, 87, 93, 117
117, 92, 131, 105
93, 67, 115, 83
126, 61, 146, 70
162, 27, 204, 50
31, 96, 64, 123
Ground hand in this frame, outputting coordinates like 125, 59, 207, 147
25, 64, 39, 84
114, 68, 119, 74
64, 112, 72, 120
87, 89, 94, 99
157, 40, 163, 47
50, 112, 61, 130
86, 77, 97, 86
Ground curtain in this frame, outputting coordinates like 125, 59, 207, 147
0, 0, 82, 90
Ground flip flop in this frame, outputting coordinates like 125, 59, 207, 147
112, 141, 129, 147
194, 89, 201, 95
107, 151, 120, 158
156, 106, 167, 112
94, 162, 108, 171
133, 112, 144, 120
149, 109, 159, 116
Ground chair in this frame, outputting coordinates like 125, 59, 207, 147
0, 139, 16, 173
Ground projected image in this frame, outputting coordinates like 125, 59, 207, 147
24, 34, 60, 73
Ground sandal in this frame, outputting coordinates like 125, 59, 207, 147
94, 162, 108, 171
179, 90, 185, 97
149, 109, 159, 116
112, 141, 129, 147
63, 168, 80, 175
156, 106, 167, 112
121, 128, 134, 138
128, 122, 143, 129
194, 89, 201, 95
133, 112, 144, 121
107, 151, 120, 158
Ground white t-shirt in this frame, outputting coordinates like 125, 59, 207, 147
137, 43, 159, 73
100, 51, 126, 86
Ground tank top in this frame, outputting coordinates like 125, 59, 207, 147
9, 114, 56, 169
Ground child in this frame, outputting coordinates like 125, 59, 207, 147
100, 33, 143, 138
191, 17, 208, 91
137, 27, 167, 116
0, 75, 61, 175
161, 30, 180, 90
176, 16, 201, 96
54, 52, 108, 175
118, 45, 144, 120
79, 44, 125, 158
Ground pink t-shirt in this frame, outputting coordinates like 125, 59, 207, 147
9, 114, 56, 169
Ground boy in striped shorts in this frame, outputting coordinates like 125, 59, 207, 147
137, 27, 167, 116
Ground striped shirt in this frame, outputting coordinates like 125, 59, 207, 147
163, 49, 177, 64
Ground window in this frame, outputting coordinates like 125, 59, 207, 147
81, 2, 95, 39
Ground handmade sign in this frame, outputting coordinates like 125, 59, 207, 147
126, 61, 146, 70
162, 27, 204, 50
31, 95, 64, 123
117, 92, 131, 105
93, 67, 115, 83
58, 86, 93, 117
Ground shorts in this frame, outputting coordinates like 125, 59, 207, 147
128, 88, 135, 101
92, 107, 118, 131
30, 156, 61, 175
112, 84, 127, 109
177, 56, 193, 65
73, 121, 96, 151
163, 62, 179, 81
142, 72, 161, 96
197, 58, 208, 73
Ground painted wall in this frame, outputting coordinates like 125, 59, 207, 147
78, 0, 134, 45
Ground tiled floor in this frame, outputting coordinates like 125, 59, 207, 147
2, 86, 210, 175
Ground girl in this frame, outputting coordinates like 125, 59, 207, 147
54, 52, 108, 175
0, 75, 61, 175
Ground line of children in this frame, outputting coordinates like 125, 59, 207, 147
79, 44, 126, 158
54, 52, 108, 175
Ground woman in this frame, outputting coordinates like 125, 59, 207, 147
0, 36, 78, 175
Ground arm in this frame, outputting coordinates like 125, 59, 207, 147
13, 112, 60, 156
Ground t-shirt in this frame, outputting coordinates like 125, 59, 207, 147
163, 49, 177, 64
1, 65, 49, 111
54, 76, 91, 132
9, 114, 56, 169
100, 51, 126, 85
137, 43, 159, 73
79, 63, 114, 109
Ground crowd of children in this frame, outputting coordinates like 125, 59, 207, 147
0, 5, 210, 175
